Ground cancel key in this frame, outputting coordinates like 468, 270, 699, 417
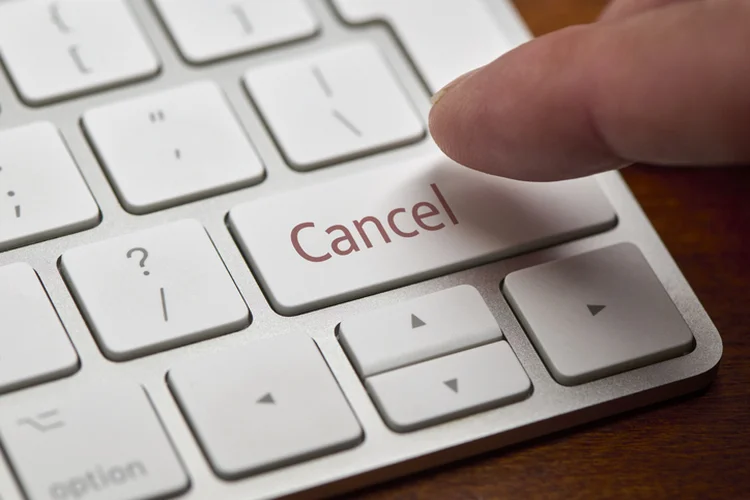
228, 153, 617, 314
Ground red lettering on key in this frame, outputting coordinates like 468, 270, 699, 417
290, 183, 458, 263
327, 225, 360, 256
387, 208, 418, 238
431, 183, 459, 225
353, 216, 392, 248
413, 202, 444, 231
291, 222, 331, 262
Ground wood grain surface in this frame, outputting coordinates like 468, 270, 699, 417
353, 1, 750, 498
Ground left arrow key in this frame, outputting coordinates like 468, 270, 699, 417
167, 334, 363, 479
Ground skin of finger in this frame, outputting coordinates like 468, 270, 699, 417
431, 67, 483, 106
599, 0, 697, 21
428, 0, 750, 181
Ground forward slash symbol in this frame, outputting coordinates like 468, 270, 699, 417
160, 287, 168, 322
331, 109, 362, 137
17, 409, 64, 432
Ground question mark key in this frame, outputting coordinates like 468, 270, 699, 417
126, 247, 151, 275
60, 219, 249, 361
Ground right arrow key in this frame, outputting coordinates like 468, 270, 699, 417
504, 243, 695, 385
410, 314, 426, 329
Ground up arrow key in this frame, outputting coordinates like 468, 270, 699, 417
411, 314, 426, 329
256, 393, 275, 405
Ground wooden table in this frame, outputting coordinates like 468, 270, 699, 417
358, 2, 750, 498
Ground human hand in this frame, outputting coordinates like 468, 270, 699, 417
428, 0, 750, 181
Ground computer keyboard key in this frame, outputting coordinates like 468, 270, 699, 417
503, 243, 695, 385
243, 42, 424, 169
0, 454, 23, 500
0, 384, 189, 500
83, 80, 265, 214
0, 263, 78, 394
366, 342, 531, 432
0, 0, 159, 105
0, 122, 100, 252
61, 219, 249, 361
154, 0, 319, 64
339, 285, 502, 377
168, 333, 363, 479
228, 153, 617, 315
332, 0, 515, 92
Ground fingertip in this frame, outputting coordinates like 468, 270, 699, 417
427, 24, 632, 182
428, 68, 485, 172
432, 0, 750, 183
428, 51, 533, 180
427, 35, 590, 182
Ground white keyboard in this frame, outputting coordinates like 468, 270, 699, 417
0, 1, 723, 499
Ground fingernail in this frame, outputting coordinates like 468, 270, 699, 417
431, 67, 482, 107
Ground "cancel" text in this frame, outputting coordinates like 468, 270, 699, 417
290, 183, 459, 263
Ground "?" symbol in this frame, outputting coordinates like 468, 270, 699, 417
126, 247, 150, 276
0, 167, 21, 218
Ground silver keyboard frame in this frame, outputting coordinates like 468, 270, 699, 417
0, 1, 723, 499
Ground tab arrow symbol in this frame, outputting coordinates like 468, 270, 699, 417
444, 378, 459, 393
411, 314, 426, 329
256, 393, 275, 405
587, 304, 606, 317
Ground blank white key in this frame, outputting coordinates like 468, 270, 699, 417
0, 0, 159, 105
83, 81, 264, 214
228, 151, 617, 315
168, 334, 363, 479
61, 219, 249, 360
0, 263, 78, 394
0, 122, 99, 252
504, 243, 695, 385
367, 342, 531, 432
332, 0, 516, 92
243, 42, 424, 169
154, 0, 319, 63
339, 285, 502, 377
0, 384, 188, 500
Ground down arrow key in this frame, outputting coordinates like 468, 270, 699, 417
587, 304, 606, 317
364, 342, 532, 432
